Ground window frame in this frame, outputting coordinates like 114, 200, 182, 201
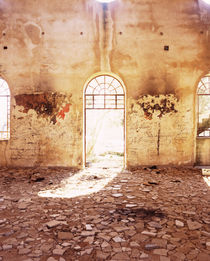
85, 75, 125, 110
0, 79, 10, 140
197, 75, 210, 138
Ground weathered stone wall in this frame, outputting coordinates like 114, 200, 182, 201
0, 0, 209, 167
126, 94, 195, 166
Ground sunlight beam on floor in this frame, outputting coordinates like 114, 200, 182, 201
38, 166, 121, 198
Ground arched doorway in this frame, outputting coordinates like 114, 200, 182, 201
196, 74, 210, 165
84, 74, 126, 168
0, 78, 10, 140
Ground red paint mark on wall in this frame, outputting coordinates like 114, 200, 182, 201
57, 104, 70, 120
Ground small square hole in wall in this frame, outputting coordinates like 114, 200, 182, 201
164, 45, 169, 51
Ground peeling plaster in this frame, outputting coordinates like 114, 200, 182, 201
25, 23, 41, 45
15, 92, 72, 125
136, 94, 178, 120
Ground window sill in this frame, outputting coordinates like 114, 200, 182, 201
197, 136, 210, 139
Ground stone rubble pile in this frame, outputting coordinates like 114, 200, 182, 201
0, 166, 209, 261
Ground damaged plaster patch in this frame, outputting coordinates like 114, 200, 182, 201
25, 23, 41, 45
136, 94, 178, 120
15, 92, 72, 124
132, 94, 179, 156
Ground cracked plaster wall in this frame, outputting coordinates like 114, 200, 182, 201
0, 0, 209, 167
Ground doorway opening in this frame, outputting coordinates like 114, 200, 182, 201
84, 74, 126, 168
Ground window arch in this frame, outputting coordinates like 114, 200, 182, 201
85, 75, 125, 109
197, 75, 210, 137
0, 79, 10, 140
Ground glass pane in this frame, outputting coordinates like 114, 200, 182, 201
96, 76, 105, 85
89, 79, 98, 88
105, 76, 114, 85
106, 95, 116, 108
86, 96, 93, 108
85, 86, 94, 94
116, 86, 124, 94
117, 96, 124, 108
202, 77, 210, 84
198, 77, 210, 94
110, 79, 117, 88
94, 96, 104, 108
106, 86, 115, 94
0, 79, 10, 95
94, 85, 105, 94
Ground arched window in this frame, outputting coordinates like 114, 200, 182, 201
85, 75, 125, 109
0, 79, 10, 140
197, 75, 210, 137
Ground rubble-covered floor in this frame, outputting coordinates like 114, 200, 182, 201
0, 166, 209, 261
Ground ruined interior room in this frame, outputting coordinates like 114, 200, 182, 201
0, 0, 209, 260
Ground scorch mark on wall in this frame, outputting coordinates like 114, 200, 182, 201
134, 94, 178, 156
15, 92, 72, 125
136, 94, 178, 120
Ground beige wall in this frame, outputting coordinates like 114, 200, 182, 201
0, 0, 209, 167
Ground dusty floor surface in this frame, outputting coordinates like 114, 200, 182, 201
0, 165, 210, 261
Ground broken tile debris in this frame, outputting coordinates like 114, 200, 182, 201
0, 166, 209, 260
175, 219, 184, 227
187, 220, 203, 230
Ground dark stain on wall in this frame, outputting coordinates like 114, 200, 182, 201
0, 65, 6, 75
197, 35, 210, 71
15, 92, 72, 124
128, 22, 160, 32
25, 24, 41, 45
138, 72, 178, 97
102, 3, 108, 33
157, 121, 161, 155
137, 94, 178, 120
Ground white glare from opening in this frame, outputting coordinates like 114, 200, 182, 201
202, 0, 210, 5
38, 167, 120, 198
96, 0, 115, 3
